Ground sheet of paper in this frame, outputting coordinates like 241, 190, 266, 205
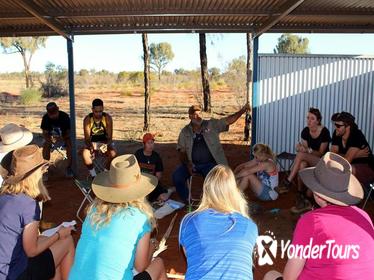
41, 220, 77, 237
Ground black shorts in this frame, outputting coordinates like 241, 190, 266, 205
134, 271, 152, 280
17, 249, 55, 280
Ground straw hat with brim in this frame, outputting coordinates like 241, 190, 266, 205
0, 123, 33, 153
4, 145, 48, 185
92, 154, 157, 203
299, 152, 363, 206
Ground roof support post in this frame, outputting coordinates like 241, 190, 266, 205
67, 37, 77, 174
250, 35, 259, 154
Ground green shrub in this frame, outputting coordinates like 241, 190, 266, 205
20, 88, 42, 105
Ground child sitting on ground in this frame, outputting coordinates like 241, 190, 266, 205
235, 143, 279, 201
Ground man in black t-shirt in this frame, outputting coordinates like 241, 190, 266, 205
135, 133, 174, 202
40, 102, 73, 177
331, 111, 374, 186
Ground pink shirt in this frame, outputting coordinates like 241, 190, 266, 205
291, 205, 374, 280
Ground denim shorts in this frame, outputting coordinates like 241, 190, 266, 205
257, 184, 275, 201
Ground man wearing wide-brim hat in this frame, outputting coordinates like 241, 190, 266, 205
0, 123, 33, 186
264, 152, 374, 280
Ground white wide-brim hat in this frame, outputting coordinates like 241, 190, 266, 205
0, 123, 33, 153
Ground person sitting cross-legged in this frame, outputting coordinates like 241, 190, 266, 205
82, 98, 117, 178
173, 103, 250, 203
69, 154, 167, 280
235, 143, 279, 201
135, 133, 175, 202
263, 152, 374, 280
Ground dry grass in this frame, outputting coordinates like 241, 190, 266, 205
0, 79, 248, 144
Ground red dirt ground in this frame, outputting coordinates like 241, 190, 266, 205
40, 138, 374, 280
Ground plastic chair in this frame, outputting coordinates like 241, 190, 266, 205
74, 179, 94, 222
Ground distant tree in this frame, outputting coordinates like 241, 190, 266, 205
224, 56, 246, 106
274, 34, 310, 54
0, 36, 47, 88
149, 42, 174, 80
174, 68, 188, 75
199, 33, 211, 112
209, 67, 221, 81
40, 62, 68, 97
79, 69, 89, 76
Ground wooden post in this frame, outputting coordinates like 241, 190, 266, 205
142, 33, 151, 132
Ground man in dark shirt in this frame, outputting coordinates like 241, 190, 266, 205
331, 111, 374, 186
135, 133, 174, 202
40, 102, 73, 177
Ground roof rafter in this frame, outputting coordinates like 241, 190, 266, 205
254, 0, 305, 37
14, 0, 71, 39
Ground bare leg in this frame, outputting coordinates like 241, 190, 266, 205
43, 141, 52, 161
288, 152, 320, 182
240, 174, 263, 196
50, 236, 75, 280
82, 148, 93, 169
105, 147, 117, 169
296, 161, 308, 192
145, 257, 167, 280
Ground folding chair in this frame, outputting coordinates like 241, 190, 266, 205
187, 173, 203, 211
74, 179, 94, 222
276, 152, 296, 175
362, 183, 374, 210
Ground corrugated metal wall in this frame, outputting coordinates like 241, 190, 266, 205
255, 54, 374, 165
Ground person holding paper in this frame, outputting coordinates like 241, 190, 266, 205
69, 154, 167, 280
0, 145, 75, 280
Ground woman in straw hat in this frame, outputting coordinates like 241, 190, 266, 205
69, 154, 167, 280
264, 152, 374, 280
179, 165, 258, 280
0, 145, 75, 280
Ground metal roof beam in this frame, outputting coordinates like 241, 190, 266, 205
254, 0, 305, 37
14, 0, 71, 39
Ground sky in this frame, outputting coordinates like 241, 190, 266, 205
1, 33, 374, 73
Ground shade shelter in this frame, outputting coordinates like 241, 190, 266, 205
1, 0, 373, 171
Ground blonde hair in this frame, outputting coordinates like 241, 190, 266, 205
195, 165, 249, 218
0, 167, 50, 202
253, 143, 275, 161
87, 197, 156, 230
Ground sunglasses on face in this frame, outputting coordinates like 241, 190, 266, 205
334, 123, 345, 128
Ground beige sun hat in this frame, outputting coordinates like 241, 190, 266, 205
92, 154, 157, 203
4, 145, 48, 185
0, 123, 33, 153
299, 152, 363, 206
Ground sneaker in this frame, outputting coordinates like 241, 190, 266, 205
290, 199, 313, 214
275, 179, 292, 194
65, 167, 74, 178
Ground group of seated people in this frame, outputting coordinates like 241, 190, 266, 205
0, 102, 374, 280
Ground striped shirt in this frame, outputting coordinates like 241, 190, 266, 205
179, 209, 258, 280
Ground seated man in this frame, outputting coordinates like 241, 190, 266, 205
82, 98, 117, 178
173, 104, 250, 202
330, 111, 374, 187
135, 133, 174, 202
40, 102, 73, 177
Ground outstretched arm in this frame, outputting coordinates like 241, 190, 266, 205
225, 103, 251, 126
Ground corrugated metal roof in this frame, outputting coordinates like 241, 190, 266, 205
0, 0, 373, 37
